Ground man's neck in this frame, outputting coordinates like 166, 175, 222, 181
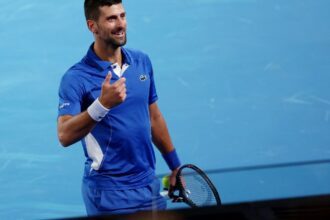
93, 41, 122, 66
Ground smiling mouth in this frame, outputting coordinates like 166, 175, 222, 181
113, 31, 125, 38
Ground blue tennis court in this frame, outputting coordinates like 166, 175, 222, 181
0, 0, 330, 219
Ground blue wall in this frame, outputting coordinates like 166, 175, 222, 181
0, 0, 329, 219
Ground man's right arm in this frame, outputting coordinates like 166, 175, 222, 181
57, 113, 97, 147
57, 72, 127, 147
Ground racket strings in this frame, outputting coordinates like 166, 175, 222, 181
180, 169, 218, 207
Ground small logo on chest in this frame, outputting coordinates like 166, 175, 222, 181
139, 74, 148, 81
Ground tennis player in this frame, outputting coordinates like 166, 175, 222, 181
57, 0, 181, 216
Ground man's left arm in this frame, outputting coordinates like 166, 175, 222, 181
149, 102, 181, 189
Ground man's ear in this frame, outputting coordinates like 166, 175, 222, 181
87, 20, 98, 34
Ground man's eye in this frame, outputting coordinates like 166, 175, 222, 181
107, 17, 116, 21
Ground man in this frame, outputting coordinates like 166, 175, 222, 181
57, 0, 181, 216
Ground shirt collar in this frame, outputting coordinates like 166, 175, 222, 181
85, 43, 132, 71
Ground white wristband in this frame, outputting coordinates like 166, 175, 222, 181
87, 98, 110, 122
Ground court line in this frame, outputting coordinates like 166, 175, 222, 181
204, 158, 330, 174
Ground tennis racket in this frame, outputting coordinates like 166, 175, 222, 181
160, 164, 221, 208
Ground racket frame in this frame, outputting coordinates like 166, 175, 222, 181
174, 164, 222, 207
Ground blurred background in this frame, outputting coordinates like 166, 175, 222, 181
0, 0, 329, 219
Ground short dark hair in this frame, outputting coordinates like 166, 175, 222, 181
84, 0, 122, 21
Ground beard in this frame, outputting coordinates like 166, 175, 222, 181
99, 27, 127, 49
105, 34, 127, 48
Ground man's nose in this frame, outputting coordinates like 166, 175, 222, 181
116, 17, 126, 28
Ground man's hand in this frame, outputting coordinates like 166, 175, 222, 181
169, 167, 187, 202
169, 168, 179, 194
99, 72, 127, 109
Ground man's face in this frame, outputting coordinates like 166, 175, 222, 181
94, 4, 127, 48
